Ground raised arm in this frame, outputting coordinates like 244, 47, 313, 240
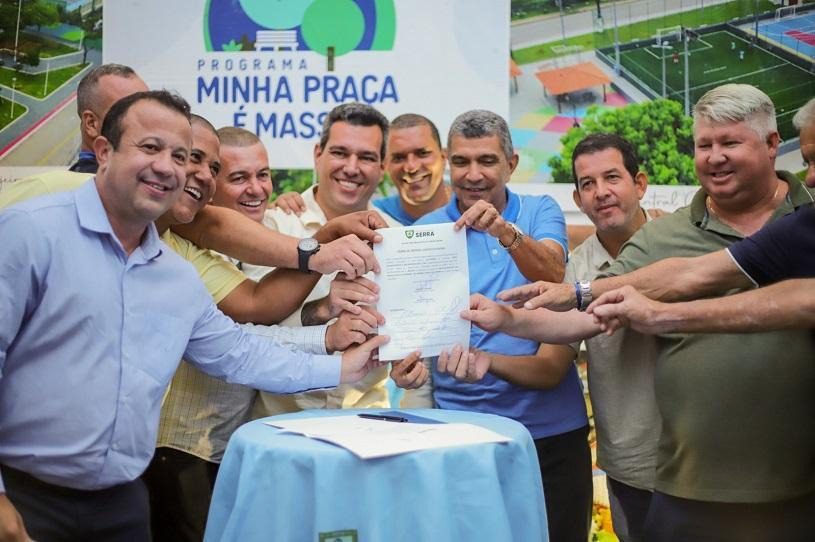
172, 206, 386, 277
499, 249, 751, 311
172, 205, 299, 267
590, 280, 815, 335
454, 200, 565, 282
460, 294, 599, 344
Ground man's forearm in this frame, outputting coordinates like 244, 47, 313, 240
504, 307, 599, 344
652, 279, 815, 333
216, 268, 320, 325
510, 237, 565, 283
593, 250, 749, 303
172, 206, 299, 268
489, 344, 577, 389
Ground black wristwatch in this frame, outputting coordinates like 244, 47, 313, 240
297, 238, 320, 273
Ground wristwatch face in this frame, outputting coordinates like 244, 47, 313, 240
298, 237, 319, 252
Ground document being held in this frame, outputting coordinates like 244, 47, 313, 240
374, 223, 471, 361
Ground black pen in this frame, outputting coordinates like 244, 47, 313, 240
357, 413, 408, 423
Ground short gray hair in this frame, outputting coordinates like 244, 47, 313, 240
693, 84, 777, 139
76, 63, 139, 116
792, 97, 815, 132
447, 110, 514, 161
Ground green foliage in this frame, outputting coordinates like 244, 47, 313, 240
0, 0, 58, 37
548, 99, 697, 185
221, 39, 243, 52
0, 62, 87, 99
272, 169, 313, 198
23, 47, 39, 67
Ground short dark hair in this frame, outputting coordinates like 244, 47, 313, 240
76, 63, 139, 115
571, 133, 640, 187
390, 113, 442, 150
319, 102, 389, 159
101, 90, 191, 150
191, 113, 218, 139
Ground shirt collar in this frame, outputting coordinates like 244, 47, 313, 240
444, 188, 520, 222
690, 171, 814, 234
74, 179, 163, 260
303, 184, 402, 228
587, 207, 651, 269
77, 150, 96, 162
300, 185, 329, 228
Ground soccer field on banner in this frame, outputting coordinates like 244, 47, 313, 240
617, 29, 815, 140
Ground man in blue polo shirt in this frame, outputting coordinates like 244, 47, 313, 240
415, 109, 591, 542
375, 113, 450, 225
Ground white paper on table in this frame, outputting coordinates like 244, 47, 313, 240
373, 223, 471, 361
264, 416, 510, 459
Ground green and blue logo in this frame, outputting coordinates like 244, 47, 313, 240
204, 0, 396, 56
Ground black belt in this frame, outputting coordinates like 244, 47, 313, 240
1, 463, 129, 499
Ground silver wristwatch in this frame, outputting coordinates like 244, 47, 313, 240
576, 280, 593, 311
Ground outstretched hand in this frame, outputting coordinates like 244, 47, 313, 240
325, 305, 384, 352
498, 281, 576, 311
317, 210, 388, 245
309, 234, 380, 278
588, 285, 665, 335
325, 273, 380, 319
460, 293, 512, 333
340, 334, 390, 383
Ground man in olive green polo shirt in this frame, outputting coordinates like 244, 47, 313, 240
500, 84, 815, 541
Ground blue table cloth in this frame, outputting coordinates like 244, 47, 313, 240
205, 409, 547, 542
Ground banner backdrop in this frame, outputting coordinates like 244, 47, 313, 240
104, 0, 510, 168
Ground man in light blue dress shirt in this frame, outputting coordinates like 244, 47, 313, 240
0, 90, 386, 541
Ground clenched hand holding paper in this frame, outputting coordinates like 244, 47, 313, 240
374, 223, 471, 361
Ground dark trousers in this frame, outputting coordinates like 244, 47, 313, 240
606, 476, 652, 542
142, 447, 219, 542
1, 464, 150, 542
644, 489, 815, 542
534, 425, 593, 542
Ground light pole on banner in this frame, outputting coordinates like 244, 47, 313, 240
43, 58, 50, 96
10, 77, 17, 118
683, 27, 698, 116
13, 0, 23, 65
556, 0, 567, 46
612, 0, 620, 73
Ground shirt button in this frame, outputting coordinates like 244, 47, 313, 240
491, 249, 498, 255
112, 443, 119, 451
